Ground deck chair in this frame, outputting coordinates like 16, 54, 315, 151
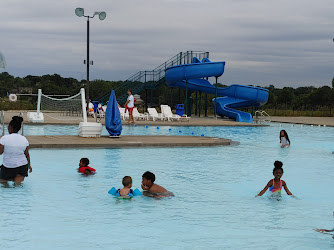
161, 105, 190, 122
147, 108, 165, 121
133, 107, 148, 120
118, 107, 129, 120
96, 104, 105, 118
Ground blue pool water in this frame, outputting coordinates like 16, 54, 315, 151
1, 123, 334, 249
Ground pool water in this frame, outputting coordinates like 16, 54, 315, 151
1, 123, 334, 249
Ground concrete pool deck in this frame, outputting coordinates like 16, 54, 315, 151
4, 111, 264, 127
26, 135, 231, 148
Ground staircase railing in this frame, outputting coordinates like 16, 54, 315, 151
96, 51, 209, 105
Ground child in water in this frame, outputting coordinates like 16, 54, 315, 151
256, 161, 293, 197
280, 130, 290, 148
78, 158, 96, 175
117, 176, 133, 196
141, 171, 170, 195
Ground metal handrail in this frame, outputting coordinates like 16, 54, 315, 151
0, 110, 4, 136
96, 51, 210, 105
19, 111, 24, 135
254, 110, 271, 123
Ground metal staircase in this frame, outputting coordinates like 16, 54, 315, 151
96, 51, 209, 105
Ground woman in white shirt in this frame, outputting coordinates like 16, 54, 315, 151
0, 116, 32, 184
124, 89, 135, 124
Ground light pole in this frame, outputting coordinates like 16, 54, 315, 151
75, 8, 106, 111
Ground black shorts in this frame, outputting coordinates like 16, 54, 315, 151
0, 164, 29, 181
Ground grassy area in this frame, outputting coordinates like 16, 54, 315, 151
262, 109, 334, 117
0, 98, 35, 110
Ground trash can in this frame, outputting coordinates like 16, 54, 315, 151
92, 101, 99, 113
176, 104, 184, 116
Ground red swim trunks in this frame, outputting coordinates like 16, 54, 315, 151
128, 107, 134, 116
78, 166, 96, 174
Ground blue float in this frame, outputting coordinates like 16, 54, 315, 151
145, 125, 149, 128
108, 187, 142, 198
157, 127, 159, 129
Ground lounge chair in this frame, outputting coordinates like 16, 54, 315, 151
147, 108, 165, 121
161, 105, 190, 122
133, 107, 148, 120
119, 107, 129, 120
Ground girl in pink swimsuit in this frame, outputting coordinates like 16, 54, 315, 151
256, 161, 293, 197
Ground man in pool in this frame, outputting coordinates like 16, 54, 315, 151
141, 171, 173, 197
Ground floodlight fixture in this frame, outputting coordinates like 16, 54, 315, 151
99, 12, 106, 20
75, 8, 84, 17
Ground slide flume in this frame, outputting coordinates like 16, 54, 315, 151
165, 58, 269, 123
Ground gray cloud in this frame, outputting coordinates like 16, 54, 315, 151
1, 0, 333, 87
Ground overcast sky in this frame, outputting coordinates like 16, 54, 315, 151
1, 0, 333, 87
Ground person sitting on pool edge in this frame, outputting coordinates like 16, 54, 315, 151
141, 171, 170, 195
256, 161, 293, 197
78, 158, 96, 175
117, 176, 133, 196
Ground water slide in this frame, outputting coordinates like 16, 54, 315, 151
165, 58, 269, 123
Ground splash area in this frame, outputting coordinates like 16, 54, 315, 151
1, 123, 334, 249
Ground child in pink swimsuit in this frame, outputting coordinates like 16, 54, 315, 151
256, 161, 293, 197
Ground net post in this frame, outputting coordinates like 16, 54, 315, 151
81, 88, 88, 123
37, 89, 42, 115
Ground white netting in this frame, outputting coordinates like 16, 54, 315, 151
40, 91, 83, 120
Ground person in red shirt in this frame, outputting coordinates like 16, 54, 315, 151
78, 158, 96, 175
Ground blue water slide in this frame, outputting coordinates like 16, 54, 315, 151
165, 58, 269, 123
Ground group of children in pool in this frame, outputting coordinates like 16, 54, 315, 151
77, 158, 170, 197
75, 130, 332, 235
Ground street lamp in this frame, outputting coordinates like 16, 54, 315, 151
75, 8, 106, 111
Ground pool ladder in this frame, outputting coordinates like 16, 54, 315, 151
0, 111, 24, 136
254, 110, 271, 124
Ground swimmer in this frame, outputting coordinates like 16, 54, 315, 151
256, 161, 293, 197
141, 171, 173, 197
280, 130, 290, 148
117, 176, 133, 196
77, 158, 96, 175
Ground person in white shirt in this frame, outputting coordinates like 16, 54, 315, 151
0, 116, 32, 184
124, 89, 135, 124
280, 130, 290, 148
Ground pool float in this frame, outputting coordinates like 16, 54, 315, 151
78, 166, 96, 174
108, 187, 142, 199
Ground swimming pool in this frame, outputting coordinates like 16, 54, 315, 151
1, 123, 334, 249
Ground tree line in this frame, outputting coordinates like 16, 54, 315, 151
0, 72, 333, 115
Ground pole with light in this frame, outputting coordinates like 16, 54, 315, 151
75, 8, 106, 112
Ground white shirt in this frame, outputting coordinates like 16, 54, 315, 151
89, 102, 94, 109
0, 133, 29, 168
281, 137, 289, 146
127, 95, 134, 108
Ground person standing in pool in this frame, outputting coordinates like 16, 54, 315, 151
0, 116, 32, 184
256, 161, 293, 197
78, 158, 96, 175
124, 89, 135, 124
280, 130, 290, 148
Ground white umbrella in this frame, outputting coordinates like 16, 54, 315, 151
0, 52, 6, 69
